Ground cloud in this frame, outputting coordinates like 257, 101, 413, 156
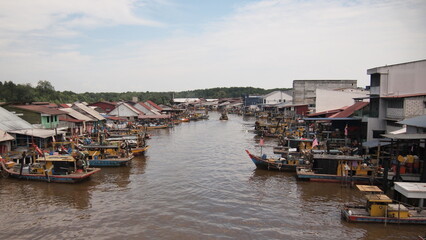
0, 0, 425, 93
0, 0, 162, 33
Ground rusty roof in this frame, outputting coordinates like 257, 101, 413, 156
329, 102, 369, 118
11, 105, 67, 115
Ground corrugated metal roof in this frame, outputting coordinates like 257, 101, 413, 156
145, 100, 163, 111
73, 103, 105, 121
329, 102, 369, 118
0, 129, 15, 141
11, 105, 67, 115
381, 133, 426, 140
59, 108, 94, 121
0, 106, 34, 131
8, 129, 67, 138
398, 115, 426, 128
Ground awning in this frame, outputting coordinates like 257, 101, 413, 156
8, 129, 67, 139
389, 127, 406, 134
138, 114, 170, 119
381, 133, 426, 140
362, 139, 391, 148
0, 129, 14, 141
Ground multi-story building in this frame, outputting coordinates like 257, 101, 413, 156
367, 59, 426, 140
293, 80, 358, 109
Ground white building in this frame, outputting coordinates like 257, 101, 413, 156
262, 91, 292, 105
367, 59, 426, 140
108, 102, 142, 121
315, 88, 369, 113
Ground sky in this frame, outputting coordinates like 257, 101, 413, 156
0, 0, 425, 93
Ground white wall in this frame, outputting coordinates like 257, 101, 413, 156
109, 104, 138, 117
264, 91, 292, 104
377, 60, 426, 96
315, 89, 369, 112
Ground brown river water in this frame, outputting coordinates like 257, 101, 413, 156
1, 112, 425, 240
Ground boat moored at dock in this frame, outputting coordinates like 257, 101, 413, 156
0, 155, 100, 183
296, 154, 378, 184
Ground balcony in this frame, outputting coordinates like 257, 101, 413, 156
386, 108, 404, 120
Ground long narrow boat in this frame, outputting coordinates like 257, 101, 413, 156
81, 145, 133, 167
296, 154, 377, 183
341, 185, 426, 224
132, 145, 150, 156
245, 150, 304, 172
0, 155, 100, 183
145, 124, 168, 130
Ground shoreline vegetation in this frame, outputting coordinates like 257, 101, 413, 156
0, 80, 290, 105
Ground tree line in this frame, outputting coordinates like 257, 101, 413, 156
0, 80, 290, 105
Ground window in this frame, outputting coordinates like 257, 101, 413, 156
370, 98, 379, 118
370, 74, 380, 87
387, 99, 403, 109
373, 130, 386, 138
46, 116, 50, 123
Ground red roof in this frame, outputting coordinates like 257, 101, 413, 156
329, 102, 369, 118
12, 105, 67, 115
146, 100, 163, 111
105, 116, 127, 121
59, 117, 84, 123
307, 108, 342, 117
138, 102, 152, 111
58, 104, 71, 108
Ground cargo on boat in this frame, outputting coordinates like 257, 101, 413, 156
342, 184, 426, 224
296, 154, 378, 183
0, 155, 100, 183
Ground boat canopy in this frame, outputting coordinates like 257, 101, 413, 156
356, 185, 383, 193
36, 155, 76, 162
81, 145, 119, 149
365, 194, 392, 203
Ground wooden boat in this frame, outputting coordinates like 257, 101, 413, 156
245, 150, 306, 172
341, 185, 426, 224
132, 145, 150, 156
146, 124, 168, 129
296, 154, 377, 183
219, 112, 228, 120
80, 144, 133, 167
0, 155, 100, 183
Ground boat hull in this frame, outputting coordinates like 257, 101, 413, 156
297, 168, 373, 183
5, 168, 101, 183
88, 157, 133, 167
246, 150, 297, 172
341, 208, 426, 224
132, 145, 150, 156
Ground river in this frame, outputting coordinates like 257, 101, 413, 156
0, 111, 424, 240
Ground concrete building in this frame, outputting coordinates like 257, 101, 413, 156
262, 90, 293, 105
367, 59, 426, 140
315, 88, 369, 113
293, 80, 358, 108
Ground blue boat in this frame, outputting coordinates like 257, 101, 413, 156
81, 144, 133, 167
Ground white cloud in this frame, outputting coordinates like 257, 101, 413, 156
0, 0, 161, 33
0, 0, 425, 93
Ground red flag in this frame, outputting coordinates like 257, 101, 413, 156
312, 138, 319, 148
260, 137, 264, 146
